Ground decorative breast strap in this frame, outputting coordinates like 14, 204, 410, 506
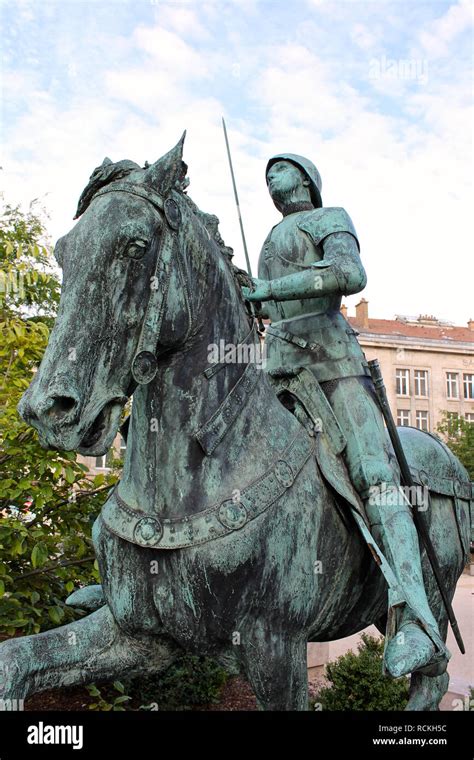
100, 427, 315, 549
196, 361, 260, 456
203, 322, 256, 379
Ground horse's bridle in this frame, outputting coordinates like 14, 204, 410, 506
92, 181, 185, 385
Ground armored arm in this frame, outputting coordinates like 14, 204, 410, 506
268, 232, 366, 301
243, 207, 367, 303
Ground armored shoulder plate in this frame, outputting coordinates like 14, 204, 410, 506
297, 207, 359, 250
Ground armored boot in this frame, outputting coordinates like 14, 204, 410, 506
364, 481, 450, 678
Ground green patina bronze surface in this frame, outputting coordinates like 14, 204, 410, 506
0, 136, 471, 711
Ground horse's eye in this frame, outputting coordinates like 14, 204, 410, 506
125, 240, 148, 259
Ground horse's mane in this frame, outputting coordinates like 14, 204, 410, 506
181, 194, 253, 292
76, 159, 253, 294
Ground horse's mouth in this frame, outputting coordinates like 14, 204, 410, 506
78, 400, 125, 456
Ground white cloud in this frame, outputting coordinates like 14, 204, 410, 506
352, 22, 378, 51
132, 25, 210, 79
152, 4, 212, 40
246, 36, 473, 324
418, 0, 473, 59
2, 1, 473, 327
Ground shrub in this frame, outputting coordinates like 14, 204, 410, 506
313, 633, 409, 711
123, 655, 228, 710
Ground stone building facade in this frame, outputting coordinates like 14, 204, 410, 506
344, 299, 474, 434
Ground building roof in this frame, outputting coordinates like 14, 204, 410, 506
349, 317, 474, 344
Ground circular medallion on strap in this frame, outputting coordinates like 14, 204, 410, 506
275, 460, 294, 488
217, 499, 248, 530
133, 516, 163, 546
164, 198, 181, 230
132, 351, 158, 385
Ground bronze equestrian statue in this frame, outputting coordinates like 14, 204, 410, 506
0, 135, 470, 711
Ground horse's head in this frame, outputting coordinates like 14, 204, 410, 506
19, 133, 224, 456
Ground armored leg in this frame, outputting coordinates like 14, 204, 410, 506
364, 485, 449, 676
322, 376, 450, 677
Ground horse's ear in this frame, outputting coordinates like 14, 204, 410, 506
143, 131, 187, 195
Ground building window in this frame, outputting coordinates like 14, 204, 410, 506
446, 372, 459, 399
95, 449, 114, 470
463, 373, 474, 400
465, 413, 474, 424
397, 409, 411, 426
119, 435, 127, 458
396, 369, 410, 396
415, 410, 429, 431
414, 369, 428, 397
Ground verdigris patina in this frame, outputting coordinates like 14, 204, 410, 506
0, 135, 471, 711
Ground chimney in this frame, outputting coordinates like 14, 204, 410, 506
468, 318, 474, 332
340, 303, 348, 318
355, 298, 369, 329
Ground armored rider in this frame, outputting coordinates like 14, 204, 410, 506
242, 153, 450, 678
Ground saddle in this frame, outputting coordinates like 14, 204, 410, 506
269, 366, 473, 566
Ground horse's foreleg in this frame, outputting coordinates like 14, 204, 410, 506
242, 626, 308, 711
0, 605, 178, 701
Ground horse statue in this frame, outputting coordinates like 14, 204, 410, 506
1, 135, 471, 711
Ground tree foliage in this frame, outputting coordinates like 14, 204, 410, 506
436, 412, 474, 479
0, 198, 119, 638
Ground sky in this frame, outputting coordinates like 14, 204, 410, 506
1, 0, 473, 325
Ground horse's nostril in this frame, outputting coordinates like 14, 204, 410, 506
19, 399, 38, 423
47, 396, 77, 418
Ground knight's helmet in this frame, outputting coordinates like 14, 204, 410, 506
266, 153, 323, 212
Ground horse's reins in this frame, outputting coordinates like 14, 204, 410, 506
92, 181, 182, 386
91, 181, 256, 389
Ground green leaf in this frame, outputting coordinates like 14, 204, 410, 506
47, 606, 64, 625
31, 543, 48, 568
10, 538, 25, 557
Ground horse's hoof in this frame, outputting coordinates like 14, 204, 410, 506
0, 643, 27, 701
65, 584, 105, 611
385, 622, 441, 678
